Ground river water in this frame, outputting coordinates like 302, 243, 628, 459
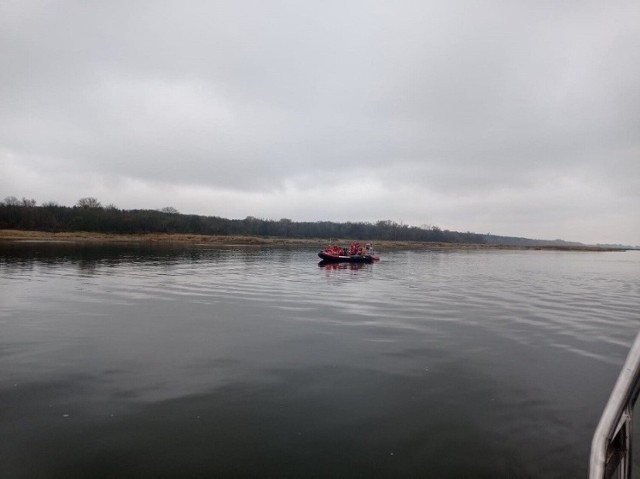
1, 242, 639, 478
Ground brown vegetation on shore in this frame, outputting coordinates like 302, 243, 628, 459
0, 229, 284, 245
0, 229, 626, 252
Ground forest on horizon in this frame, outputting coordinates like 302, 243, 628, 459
0, 195, 588, 247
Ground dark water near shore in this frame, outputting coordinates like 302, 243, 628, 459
1, 242, 639, 478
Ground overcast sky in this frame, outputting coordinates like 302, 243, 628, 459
1, 0, 639, 245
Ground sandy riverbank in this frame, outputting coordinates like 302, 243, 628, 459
0, 229, 626, 252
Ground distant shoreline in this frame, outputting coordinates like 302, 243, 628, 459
0, 229, 628, 252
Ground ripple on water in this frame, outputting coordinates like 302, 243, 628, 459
1, 246, 639, 478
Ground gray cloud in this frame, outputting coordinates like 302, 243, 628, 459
1, 0, 639, 244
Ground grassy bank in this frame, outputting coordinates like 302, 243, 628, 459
0, 229, 626, 252
0, 229, 293, 245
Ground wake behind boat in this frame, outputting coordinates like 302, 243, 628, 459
318, 242, 380, 263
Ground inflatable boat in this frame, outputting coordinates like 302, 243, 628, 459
318, 242, 380, 263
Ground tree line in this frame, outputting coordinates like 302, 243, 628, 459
1, 196, 589, 246
0, 196, 488, 243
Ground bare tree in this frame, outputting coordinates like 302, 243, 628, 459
76, 197, 102, 208
21, 197, 37, 207
160, 206, 179, 214
2, 196, 20, 206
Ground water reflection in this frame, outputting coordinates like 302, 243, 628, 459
0, 241, 264, 276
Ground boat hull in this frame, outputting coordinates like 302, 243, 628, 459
318, 251, 377, 263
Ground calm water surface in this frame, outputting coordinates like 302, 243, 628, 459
1, 242, 639, 478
